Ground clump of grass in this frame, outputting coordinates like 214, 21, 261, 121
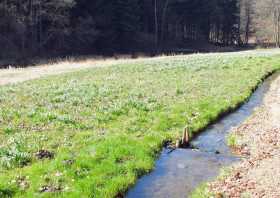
190, 183, 212, 198
0, 135, 31, 169
0, 51, 280, 197
0, 188, 15, 198
227, 133, 238, 147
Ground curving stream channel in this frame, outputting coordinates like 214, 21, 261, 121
126, 73, 279, 198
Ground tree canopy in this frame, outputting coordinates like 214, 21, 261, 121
0, 0, 278, 61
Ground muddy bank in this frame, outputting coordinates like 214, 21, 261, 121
211, 74, 280, 197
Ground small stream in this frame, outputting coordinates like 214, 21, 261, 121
126, 73, 279, 198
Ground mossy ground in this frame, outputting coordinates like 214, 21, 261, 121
1, 53, 280, 197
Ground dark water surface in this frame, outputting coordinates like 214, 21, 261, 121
126, 73, 279, 198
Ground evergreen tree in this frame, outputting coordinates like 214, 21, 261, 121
3, 0, 278, 63
113, 0, 141, 52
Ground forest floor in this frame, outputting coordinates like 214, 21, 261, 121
1, 49, 280, 197
210, 69, 280, 197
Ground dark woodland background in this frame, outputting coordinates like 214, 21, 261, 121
0, 0, 279, 66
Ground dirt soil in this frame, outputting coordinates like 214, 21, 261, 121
211, 74, 280, 198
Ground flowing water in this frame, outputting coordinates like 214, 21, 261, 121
126, 73, 279, 198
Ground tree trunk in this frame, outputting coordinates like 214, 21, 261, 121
160, 0, 170, 48
154, 0, 158, 52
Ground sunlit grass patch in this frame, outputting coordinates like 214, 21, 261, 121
0, 52, 280, 197
227, 133, 238, 147
190, 183, 212, 198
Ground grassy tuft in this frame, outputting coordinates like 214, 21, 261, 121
227, 133, 238, 147
190, 183, 212, 198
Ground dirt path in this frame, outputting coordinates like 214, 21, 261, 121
0, 59, 122, 86
0, 56, 172, 86
211, 74, 280, 198
0, 55, 170, 86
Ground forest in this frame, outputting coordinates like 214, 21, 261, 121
0, 0, 280, 62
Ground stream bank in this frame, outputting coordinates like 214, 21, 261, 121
211, 73, 280, 197
126, 73, 279, 198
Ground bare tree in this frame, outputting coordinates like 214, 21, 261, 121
253, 0, 280, 46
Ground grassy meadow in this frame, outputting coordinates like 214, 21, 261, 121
1, 52, 280, 197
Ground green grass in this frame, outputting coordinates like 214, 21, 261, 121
227, 133, 238, 147
190, 183, 212, 198
1, 52, 280, 197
